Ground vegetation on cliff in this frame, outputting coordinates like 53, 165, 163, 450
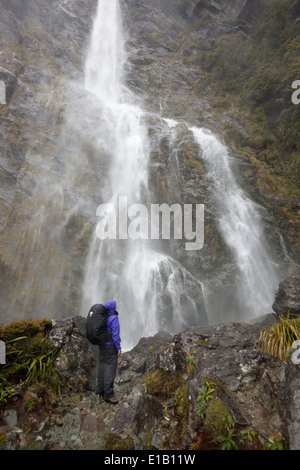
256, 313, 300, 361
197, 0, 300, 194
0, 318, 63, 403
195, 0, 300, 195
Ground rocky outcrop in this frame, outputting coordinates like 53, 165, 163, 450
48, 316, 98, 392
272, 269, 300, 317
110, 321, 287, 450
1, 314, 298, 450
278, 359, 300, 450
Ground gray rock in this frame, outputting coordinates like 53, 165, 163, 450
109, 321, 287, 449
247, 313, 280, 329
155, 336, 186, 372
278, 359, 300, 450
0, 316, 295, 449
49, 315, 98, 392
3, 410, 17, 427
117, 331, 173, 383
0, 426, 23, 450
272, 269, 300, 317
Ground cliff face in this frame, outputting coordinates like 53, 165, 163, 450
0, 0, 97, 320
122, 0, 261, 119
0, 0, 299, 326
0, 0, 95, 221
122, 0, 300, 258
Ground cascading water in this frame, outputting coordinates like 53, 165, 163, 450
191, 127, 282, 321
81, 0, 208, 350
80, 0, 290, 350
84, 0, 125, 105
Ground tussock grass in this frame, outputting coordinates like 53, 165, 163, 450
256, 313, 300, 361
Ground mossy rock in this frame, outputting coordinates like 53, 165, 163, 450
143, 369, 184, 398
204, 398, 233, 441
0, 433, 6, 447
0, 318, 52, 342
105, 433, 135, 451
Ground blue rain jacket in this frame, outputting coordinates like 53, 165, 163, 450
104, 300, 121, 351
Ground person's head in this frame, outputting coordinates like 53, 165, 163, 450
104, 300, 117, 312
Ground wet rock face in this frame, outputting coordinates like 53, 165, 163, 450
0, 0, 234, 324
0, 314, 299, 450
0, 0, 98, 321
0, 0, 297, 328
278, 359, 300, 450
272, 269, 300, 317
108, 321, 289, 450
0, 0, 96, 221
48, 316, 98, 392
121, 0, 262, 119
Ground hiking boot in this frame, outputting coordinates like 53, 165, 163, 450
104, 395, 119, 405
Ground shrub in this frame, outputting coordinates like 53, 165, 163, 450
256, 313, 300, 361
143, 369, 183, 398
0, 319, 63, 396
0, 374, 15, 405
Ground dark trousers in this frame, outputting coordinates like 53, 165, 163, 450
96, 344, 118, 398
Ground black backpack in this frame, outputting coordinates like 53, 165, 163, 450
86, 304, 113, 345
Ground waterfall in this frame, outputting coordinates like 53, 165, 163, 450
80, 0, 290, 350
84, 0, 125, 105
191, 127, 281, 320
81, 0, 208, 350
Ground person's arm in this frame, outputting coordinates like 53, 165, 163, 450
109, 315, 121, 351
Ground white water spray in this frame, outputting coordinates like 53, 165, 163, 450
81, 0, 208, 350
80, 0, 290, 349
191, 127, 281, 319
84, 0, 125, 105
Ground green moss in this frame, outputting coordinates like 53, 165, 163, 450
174, 383, 189, 417
0, 318, 52, 342
143, 369, 184, 398
222, 123, 249, 148
197, 0, 300, 192
184, 352, 197, 375
0, 318, 63, 394
105, 433, 135, 451
0, 433, 6, 447
200, 11, 214, 25
185, 142, 205, 174
205, 398, 233, 441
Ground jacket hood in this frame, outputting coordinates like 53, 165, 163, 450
104, 300, 118, 314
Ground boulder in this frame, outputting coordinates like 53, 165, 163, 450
272, 269, 300, 317
3, 410, 17, 427
49, 316, 98, 392
116, 331, 172, 384
0, 316, 296, 449
108, 321, 288, 450
278, 358, 300, 450
108, 384, 163, 450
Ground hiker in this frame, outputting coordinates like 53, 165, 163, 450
96, 300, 122, 404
